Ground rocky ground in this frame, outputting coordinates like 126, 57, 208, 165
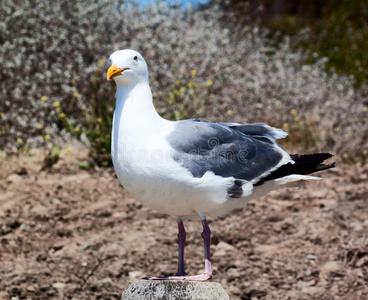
0, 148, 367, 299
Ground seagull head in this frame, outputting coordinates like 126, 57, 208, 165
107, 49, 149, 86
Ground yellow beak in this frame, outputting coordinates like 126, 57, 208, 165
107, 63, 127, 81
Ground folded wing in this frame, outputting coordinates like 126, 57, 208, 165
167, 119, 291, 184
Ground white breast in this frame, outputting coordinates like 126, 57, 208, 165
111, 84, 248, 217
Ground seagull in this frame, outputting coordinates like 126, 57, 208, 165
107, 49, 334, 281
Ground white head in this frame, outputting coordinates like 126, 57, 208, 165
107, 49, 149, 86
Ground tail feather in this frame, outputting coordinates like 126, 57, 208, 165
256, 153, 335, 185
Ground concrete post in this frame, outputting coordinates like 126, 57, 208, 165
121, 280, 230, 300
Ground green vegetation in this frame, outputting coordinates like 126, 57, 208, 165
274, 2, 368, 87
218, 0, 368, 87
52, 61, 114, 167
40, 146, 61, 171
154, 68, 213, 121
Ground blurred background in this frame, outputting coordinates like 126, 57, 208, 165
1, 1, 368, 299
1, 0, 367, 166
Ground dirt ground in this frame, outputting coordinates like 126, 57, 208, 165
0, 148, 367, 300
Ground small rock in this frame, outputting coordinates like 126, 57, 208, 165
319, 260, 342, 283
129, 270, 143, 280
106, 260, 125, 276
103, 243, 126, 257
30, 205, 49, 217
52, 282, 66, 289
352, 221, 363, 231
15, 167, 28, 176
0, 291, 9, 300
309, 190, 327, 199
229, 285, 241, 296
226, 268, 240, 280
3, 272, 16, 278
26, 285, 35, 292
112, 211, 129, 219
7, 174, 22, 183
19, 223, 28, 232
320, 261, 341, 272
360, 173, 368, 181
301, 286, 323, 295
306, 254, 317, 261
305, 269, 312, 277
356, 256, 368, 268
214, 242, 235, 257
101, 277, 112, 284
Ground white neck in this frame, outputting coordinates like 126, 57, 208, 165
112, 82, 165, 158
115, 82, 160, 120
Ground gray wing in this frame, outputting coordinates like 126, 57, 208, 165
216, 122, 287, 140
167, 119, 290, 184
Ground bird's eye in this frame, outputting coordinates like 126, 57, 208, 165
109, 59, 112, 65
133, 56, 138, 61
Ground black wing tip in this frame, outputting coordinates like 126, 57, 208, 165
257, 152, 336, 184
290, 152, 334, 161
317, 161, 336, 172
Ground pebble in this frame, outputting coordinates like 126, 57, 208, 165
320, 261, 341, 272
306, 254, 317, 261
112, 211, 129, 219
229, 285, 241, 296
319, 260, 342, 284
356, 256, 368, 268
19, 223, 28, 232
15, 167, 28, 175
309, 190, 327, 199
101, 277, 113, 284
26, 285, 35, 292
52, 282, 66, 289
106, 260, 125, 276
30, 205, 49, 217
102, 243, 126, 257
7, 174, 22, 183
226, 268, 240, 280
213, 241, 235, 257
129, 270, 143, 280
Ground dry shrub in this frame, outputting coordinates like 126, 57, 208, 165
0, 1, 367, 162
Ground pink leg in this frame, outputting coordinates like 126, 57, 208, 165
148, 216, 213, 281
